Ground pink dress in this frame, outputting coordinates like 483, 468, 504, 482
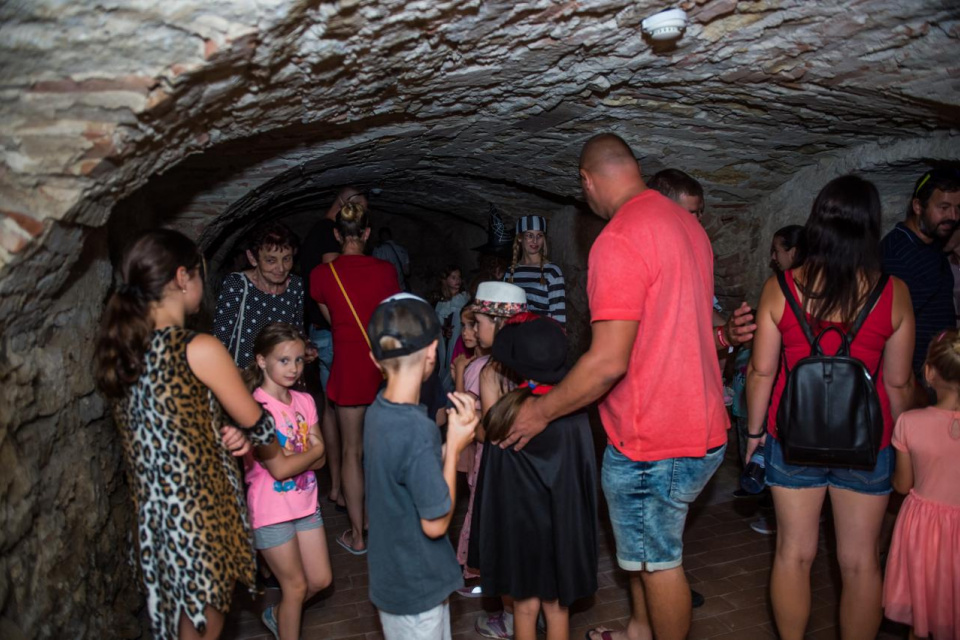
456, 354, 490, 575
884, 407, 960, 639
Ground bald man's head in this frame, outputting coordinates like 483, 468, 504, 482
578, 133, 646, 219
579, 133, 639, 176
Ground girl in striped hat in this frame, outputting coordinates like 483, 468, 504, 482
506, 215, 566, 326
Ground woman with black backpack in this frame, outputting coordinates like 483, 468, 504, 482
746, 175, 915, 640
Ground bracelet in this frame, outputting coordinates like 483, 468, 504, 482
716, 325, 729, 348
746, 431, 765, 439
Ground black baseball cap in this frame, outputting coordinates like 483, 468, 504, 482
368, 293, 441, 360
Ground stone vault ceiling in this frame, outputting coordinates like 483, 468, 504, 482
0, 0, 958, 323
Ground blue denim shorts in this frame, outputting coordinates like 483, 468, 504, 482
308, 327, 334, 392
601, 444, 726, 572
764, 436, 894, 495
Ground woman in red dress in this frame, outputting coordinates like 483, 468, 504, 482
310, 201, 400, 555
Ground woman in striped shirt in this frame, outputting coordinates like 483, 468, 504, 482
505, 215, 566, 326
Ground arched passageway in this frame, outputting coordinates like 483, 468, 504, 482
0, 1, 957, 636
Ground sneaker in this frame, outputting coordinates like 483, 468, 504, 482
750, 515, 776, 535
475, 610, 514, 639
261, 605, 279, 640
455, 584, 484, 598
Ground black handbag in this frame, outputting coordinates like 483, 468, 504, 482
775, 271, 889, 469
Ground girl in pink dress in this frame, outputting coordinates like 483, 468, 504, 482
884, 329, 960, 640
452, 305, 490, 590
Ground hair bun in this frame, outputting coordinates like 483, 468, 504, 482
339, 202, 365, 222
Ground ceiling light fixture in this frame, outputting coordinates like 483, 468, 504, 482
641, 8, 688, 42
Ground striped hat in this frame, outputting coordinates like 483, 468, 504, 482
516, 215, 547, 234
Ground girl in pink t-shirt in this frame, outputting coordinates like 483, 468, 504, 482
884, 330, 960, 640
242, 323, 331, 640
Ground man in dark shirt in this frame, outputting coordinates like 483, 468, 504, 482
881, 169, 960, 377
300, 185, 366, 507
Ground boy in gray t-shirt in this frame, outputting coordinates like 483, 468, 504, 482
364, 294, 478, 640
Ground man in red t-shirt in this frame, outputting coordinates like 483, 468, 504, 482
504, 134, 733, 640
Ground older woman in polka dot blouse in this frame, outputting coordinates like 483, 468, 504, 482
214, 222, 305, 368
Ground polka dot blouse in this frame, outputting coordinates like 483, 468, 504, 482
213, 272, 305, 368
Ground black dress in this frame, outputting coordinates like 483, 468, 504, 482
469, 410, 598, 606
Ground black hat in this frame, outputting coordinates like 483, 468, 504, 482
472, 204, 515, 257
368, 293, 441, 360
492, 316, 569, 384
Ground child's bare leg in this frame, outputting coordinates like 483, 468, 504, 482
542, 599, 569, 640
296, 525, 332, 600
513, 597, 541, 640
261, 537, 308, 640
178, 606, 224, 640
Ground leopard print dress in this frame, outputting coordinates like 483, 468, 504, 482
112, 327, 275, 639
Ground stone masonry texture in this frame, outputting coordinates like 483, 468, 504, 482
0, 1, 958, 637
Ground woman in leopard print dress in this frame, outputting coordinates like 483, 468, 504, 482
95, 230, 284, 640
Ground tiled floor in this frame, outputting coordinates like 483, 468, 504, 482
220, 428, 909, 640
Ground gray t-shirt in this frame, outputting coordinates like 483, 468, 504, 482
363, 392, 462, 614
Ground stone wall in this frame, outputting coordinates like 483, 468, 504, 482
0, 228, 141, 638
0, 1, 958, 637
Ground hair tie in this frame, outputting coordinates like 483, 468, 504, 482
118, 283, 145, 300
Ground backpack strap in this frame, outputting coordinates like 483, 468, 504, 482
777, 270, 816, 348
847, 274, 890, 344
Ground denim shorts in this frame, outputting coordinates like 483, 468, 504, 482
308, 327, 334, 392
764, 436, 894, 496
253, 511, 324, 550
601, 443, 726, 572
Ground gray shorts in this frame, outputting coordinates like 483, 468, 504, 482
253, 511, 323, 550
378, 601, 451, 640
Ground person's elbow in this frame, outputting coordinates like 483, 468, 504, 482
594, 350, 629, 384
420, 517, 449, 539
892, 473, 912, 495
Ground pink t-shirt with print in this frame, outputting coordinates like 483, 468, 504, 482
245, 388, 320, 529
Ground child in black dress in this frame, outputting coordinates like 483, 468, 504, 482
472, 315, 598, 640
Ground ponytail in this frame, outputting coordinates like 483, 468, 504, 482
508, 235, 522, 283
481, 385, 533, 442
94, 230, 202, 399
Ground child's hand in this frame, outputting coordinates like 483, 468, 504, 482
445, 392, 478, 454
221, 426, 252, 457
308, 433, 323, 450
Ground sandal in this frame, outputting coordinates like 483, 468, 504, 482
585, 629, 618, 640
336, 529, 367, 556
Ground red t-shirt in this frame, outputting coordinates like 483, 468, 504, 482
587, 190, 729, 462
768, 270, 895, 448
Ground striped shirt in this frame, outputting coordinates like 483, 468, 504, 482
504, 262, 566, 326
881, 222, 955, 375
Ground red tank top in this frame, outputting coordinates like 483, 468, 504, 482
767, 270, 895, 448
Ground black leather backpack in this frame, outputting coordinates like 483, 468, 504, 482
775, 271, 889, 470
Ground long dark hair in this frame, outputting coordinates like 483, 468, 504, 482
773, 224, 806, 268
95, 229, 203, 398
800, 175, 882, 324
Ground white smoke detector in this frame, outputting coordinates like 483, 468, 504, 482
641, 8, 688, 41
